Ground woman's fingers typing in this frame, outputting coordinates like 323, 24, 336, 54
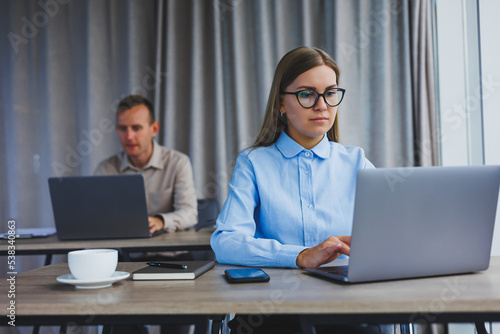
296, 236, 351, 268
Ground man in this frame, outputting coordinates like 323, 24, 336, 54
95, 94, 198, 235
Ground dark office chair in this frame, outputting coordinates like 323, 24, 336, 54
194, 198, 219, 231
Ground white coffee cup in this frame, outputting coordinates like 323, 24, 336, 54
68, 249, 118, 280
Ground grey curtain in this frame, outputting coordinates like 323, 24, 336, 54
153, 0, 438, 201
1, 0, 437, 285
1, 1, 156, 228
410, 0, 439, 166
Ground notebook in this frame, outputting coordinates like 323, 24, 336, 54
132, 261, 215, 280
48, 175, 162, 240
305, 165, 500, 283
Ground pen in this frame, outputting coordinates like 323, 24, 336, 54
147, 262, 187, 269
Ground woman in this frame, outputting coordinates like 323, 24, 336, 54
211, 46, 375, 269
211, 46, 379, 334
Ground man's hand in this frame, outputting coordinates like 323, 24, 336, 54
296, 236, 351, 269
148, 216, 165, 234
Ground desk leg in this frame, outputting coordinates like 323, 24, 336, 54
400, 323, 414, 334
210, 314, 229, 334
299, 315, 317, 334
119, 248, 131, 262
475, 322, 488, 334
44, 254, 53, 266
32, 325, 40, 334
193, 316, 210, 334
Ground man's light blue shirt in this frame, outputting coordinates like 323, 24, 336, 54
210, 131, 375, 268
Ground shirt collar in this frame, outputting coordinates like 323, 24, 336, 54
119, 140, 163, 172
276, 130, 330, 159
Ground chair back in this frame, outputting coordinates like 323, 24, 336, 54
195, 199, 219, 231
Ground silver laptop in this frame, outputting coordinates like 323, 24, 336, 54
305, 165, 500, 283
49, 175, 162, 240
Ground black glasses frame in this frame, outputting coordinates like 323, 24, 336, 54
280, 88, 346, 108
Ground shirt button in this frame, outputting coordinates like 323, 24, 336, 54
308, 204, 312, 208
304, 170, 309, 174
305, 152, 311, 157
310, 237, 315, 242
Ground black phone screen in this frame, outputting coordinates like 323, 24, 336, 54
224, 268, 270, 283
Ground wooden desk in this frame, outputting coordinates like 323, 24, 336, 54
0, 228, 213, 264
2, 257, 500, 332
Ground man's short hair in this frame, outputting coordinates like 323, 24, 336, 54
116, 95, 155, 123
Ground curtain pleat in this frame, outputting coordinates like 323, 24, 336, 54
410, 0, 439, 166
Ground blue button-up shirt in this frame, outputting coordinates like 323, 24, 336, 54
210, 131, 375, 268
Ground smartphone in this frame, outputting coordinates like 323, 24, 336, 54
224, 268, 270, 283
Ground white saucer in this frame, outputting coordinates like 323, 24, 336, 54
57, 271, 130, 289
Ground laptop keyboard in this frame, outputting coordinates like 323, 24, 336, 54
323, 265, 349, 276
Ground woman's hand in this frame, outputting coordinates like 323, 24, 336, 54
296, 236, 351, 268
148, 216, 165, 234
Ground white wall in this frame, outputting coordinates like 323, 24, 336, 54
437, 0, 500, 256
437, 0, 500, 333
436, 0, 469, 166
479, 0, 500, 257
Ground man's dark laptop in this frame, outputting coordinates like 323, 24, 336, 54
305, 165, 500, 283
49, 175, 162, 240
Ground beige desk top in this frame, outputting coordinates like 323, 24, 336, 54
0, 228, 213, 254
2, 257, 500, 318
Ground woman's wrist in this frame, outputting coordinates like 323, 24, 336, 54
296, 248, 309, 268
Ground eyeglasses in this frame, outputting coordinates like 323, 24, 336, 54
280, 88, 346, 108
